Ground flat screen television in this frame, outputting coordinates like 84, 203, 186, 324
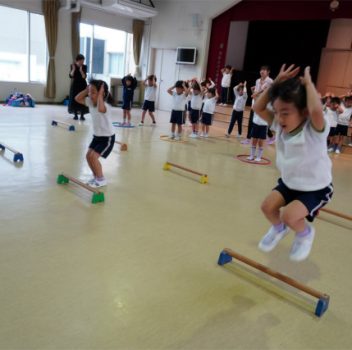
176, 47, 197, 64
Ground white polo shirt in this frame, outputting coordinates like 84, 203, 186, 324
272, 117, 332, 191
172, 92, 187, 111
221, 73, 232, 88
203, 96, 217, 114
85, 98, 114, 137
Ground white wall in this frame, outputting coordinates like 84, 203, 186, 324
226, 21, 248, 70
0, 0, 133, 102
149, 0, 241, 80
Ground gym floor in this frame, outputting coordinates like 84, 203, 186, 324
0, 105, 351, 349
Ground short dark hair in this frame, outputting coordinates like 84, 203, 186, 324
89, 79, 114, 105
225, 65, 232, 70
147, 74, 157, 81
125, 75, 134, 83
192, 81, 201, 91
76, 54, 85, 61
344, 95, 352, 102
175, 80, 184, 88
330, 97, 341, 105
260, 65, 270, 72
269, 78, 306, 111
207, 88, 216, 96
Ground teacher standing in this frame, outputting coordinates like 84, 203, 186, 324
68, 54, 89, 120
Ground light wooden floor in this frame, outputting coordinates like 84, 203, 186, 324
0, 105, 352, 350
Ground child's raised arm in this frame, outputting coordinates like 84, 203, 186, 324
97, 84, 107, 113
300, 67, 324, 131
167, 85, 174, 96
75, 87, 88, 106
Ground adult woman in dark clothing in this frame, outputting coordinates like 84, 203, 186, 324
68, 54, 89, 120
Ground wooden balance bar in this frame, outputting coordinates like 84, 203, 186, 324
163, 162, 208, 184
57, 173, 104, 203
218, 248, 330, 317
115, 140, 128, 151
320, 207, 352, 221
52, 120, 75, 131
0, 142, 24, 162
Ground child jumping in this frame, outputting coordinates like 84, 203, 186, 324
75, 80, 115, 188
121, 74, 138, 126
226, 81, 248, 138
140, 74, 157, 125
253, 64, 333, 262
167, 81, 189, 140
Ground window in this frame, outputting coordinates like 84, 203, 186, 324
80, 23, 134, 83
0, 5, 47, 83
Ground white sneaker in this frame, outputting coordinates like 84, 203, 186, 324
86, 177, 96, 185
348, 143, 352, 147
289, 226, 315, 262
199, 132, 204, 137
335, 149, 341, 154
169, 134, 175, 140
204, 133, 209, 138
247, 156, 255, 161
174, 136, 181, 141
258, 225, 289, 252
189, 133, 197, 138
328, 147, 334, 152
91, 179, 107, 188
254, 157, 262, 162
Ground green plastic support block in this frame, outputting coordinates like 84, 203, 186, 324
92, 192, 105, 204
57, 174, 69, 184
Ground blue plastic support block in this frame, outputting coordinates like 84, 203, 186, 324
218, 251, 233, 266
13, 153, 24, 162
51, 120, 58, 126
315, 296, 330, 317
0, 143, 4, 150
69, 125, 75, 131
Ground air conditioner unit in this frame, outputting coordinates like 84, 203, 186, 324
102, 0, 158, 18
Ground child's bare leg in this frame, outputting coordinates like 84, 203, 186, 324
281, 200, 309, 232
86, 149, 96, 177
261, 190, 286, 225
171, 123, 176, 133
205, 125, 210, 134
127, 110, 131, 123
123, 110, 127, 122
149, 111, 155, 122
141, 110, 146, 122
177, 124, 182, 134
88, 150, 103, 178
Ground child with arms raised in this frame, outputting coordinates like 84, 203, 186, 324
253, 65, 333, 261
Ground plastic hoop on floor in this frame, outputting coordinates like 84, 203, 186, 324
160, 135, 188, 143
236, 154, 271, 165
112, 122, 135, 128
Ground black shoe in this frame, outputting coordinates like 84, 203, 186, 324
73, 115, 78, 120
80, 115, 85, 121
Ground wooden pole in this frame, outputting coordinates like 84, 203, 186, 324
61, 173, 100, 194
0, 143, 20, 154
320, 208, 352, 221
223, 248, 328, 300
166, 162, 206, 177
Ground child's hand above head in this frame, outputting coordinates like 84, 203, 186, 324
243, 81, 247, 86
275, 64, 300, 84
300, 66, 313, 86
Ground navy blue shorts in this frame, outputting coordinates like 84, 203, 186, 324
201, 112, 213, 125
190, 109, 200, 124
89, 134, 115, 159
328, 127, 337, 137
142, 100, 155, 112
170, 110, 185, 125
274, 178, 334, 222
251, 123, 267, 139
335, 124, 348, 136
122, 98, 132, 110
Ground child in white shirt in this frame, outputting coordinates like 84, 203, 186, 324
140, 75, 157, 125
333, 96, 352, 153
200, 88, 219, 137
220, 65, 234, 105
253, 64, 333, 262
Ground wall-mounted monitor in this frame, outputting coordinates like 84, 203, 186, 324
176, 47, 197, 65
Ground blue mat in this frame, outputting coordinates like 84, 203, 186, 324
113, 122, 135, 128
